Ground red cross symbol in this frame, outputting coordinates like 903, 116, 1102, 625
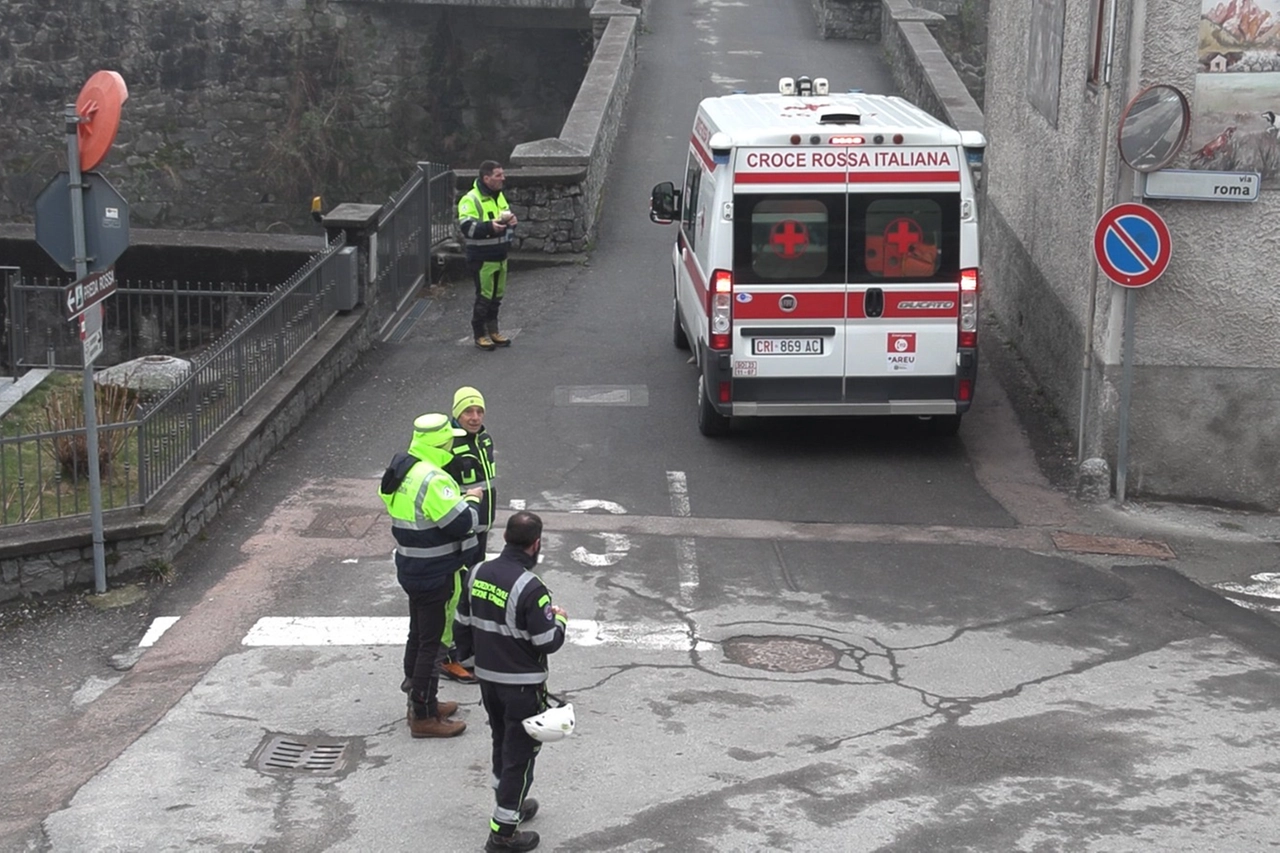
769, 219, 809, 259
885, 218, 921, 254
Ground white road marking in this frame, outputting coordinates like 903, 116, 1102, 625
570, 532, 631, 566
509, 499, 526, 510
667, 471, 699, 606
139, 616, 181, 647
567, 619, 692, 651
570, 499, 627, 514
240, 616, 688, 649
1216, 572, 1280, 612
244, 617, 405, 646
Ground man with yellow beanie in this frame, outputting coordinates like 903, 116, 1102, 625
380, 413, 484, 736
439, 386, 498, 684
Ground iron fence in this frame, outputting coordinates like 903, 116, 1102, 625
1, 160, 454, 528
0, 233, 348, 525
371, 161, 454, 335
7, 276, 280, 372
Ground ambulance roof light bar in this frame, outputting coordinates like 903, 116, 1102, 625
778, 76, 830, 96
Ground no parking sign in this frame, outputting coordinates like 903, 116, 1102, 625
1093, 202, 1172, 288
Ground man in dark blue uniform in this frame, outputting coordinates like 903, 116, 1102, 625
454, 512, 567, 853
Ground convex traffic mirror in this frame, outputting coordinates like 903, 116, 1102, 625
1117, 84, 1190, 172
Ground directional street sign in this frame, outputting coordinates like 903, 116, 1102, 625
1093, 202, 1172, 288
34, 171, 130, 273
64, 266, 117, 319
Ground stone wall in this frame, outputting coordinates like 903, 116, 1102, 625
478, 5, 639, 254
812, 0, 881, 40
0, 0, 589, 234
879, 1, 984, 135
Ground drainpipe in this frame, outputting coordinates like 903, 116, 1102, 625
1077, 0, 1120, 462
1112, 0, 1149, 503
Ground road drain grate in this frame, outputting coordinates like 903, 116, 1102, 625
722, 636, 839, 673
253, 734, 354, 776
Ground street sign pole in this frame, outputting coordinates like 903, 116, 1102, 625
65, 104, 108, 594
1115, 285, 1138, 503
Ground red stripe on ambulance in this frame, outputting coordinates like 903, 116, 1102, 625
735, 170, 960, 184
732, 292, 845, 320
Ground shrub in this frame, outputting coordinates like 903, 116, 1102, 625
41, 381, 140, 479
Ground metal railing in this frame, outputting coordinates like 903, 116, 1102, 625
7, 276, 280, 372
1, 159, 454, 528
1, 234, 348, 525
371, 161, 454, 335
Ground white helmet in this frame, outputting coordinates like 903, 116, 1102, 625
522, 703, 575, 743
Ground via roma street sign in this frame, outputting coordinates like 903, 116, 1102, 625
1144, 169, 1259, 203
65, 266, 117, 320
1093, 202, 1172, 289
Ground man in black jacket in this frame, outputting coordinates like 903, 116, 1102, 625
454, 511, 567, 853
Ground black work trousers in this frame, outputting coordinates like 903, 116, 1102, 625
479, 680, 545, 832
404, 582, 452, 715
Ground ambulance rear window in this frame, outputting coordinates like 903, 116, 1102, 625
734, 195, 847, 284
851, 194, 959, 283
863, 199, 944, 279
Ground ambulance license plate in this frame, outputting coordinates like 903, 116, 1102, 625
751, 337, 823, 356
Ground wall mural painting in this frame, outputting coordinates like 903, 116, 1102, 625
1193, 0, 1280, 181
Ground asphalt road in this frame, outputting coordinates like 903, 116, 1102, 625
4, 1, 1280, 851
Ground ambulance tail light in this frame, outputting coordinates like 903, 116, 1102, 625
958, 268, 979, 349
708, 269, 733, 350
958, 379, 973, 402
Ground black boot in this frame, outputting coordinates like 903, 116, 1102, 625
485, 829, 539, 852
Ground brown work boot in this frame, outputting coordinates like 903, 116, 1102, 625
409, 714, 466, 738
440, 660, 478, 684
475, 335, 496, 351
488, 330, 512, 347
406, 701, 459, 722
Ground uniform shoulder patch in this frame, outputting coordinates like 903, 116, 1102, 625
543, 603, 555, 621
441, 486, 456, 500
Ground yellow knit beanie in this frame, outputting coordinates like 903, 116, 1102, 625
452, 386, 486, 419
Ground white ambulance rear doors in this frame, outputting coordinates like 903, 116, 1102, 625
729, 144, 964, 414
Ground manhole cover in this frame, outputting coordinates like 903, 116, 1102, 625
721, 636, 839, 673
252, 734, 354, 776
1052, 531, 1176, 560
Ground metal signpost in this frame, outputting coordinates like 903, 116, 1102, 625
32, 71, 130, 594
1093, 202, 1173, 503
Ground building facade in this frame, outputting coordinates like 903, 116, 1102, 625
983, 0, 1280, 508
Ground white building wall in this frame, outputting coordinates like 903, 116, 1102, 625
983, 0, 1280, 508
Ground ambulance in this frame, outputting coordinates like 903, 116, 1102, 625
650, 76, 986, 436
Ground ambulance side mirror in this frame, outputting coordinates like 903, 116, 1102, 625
649, 181, 681, 224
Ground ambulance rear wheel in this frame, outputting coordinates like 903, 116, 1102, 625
673, 295, 690, 350
698, 375, 730, 437
925, 414, 962, 436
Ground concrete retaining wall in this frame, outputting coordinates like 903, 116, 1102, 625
496, 5, 639, 253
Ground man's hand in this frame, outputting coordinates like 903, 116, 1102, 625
550, 604, 567, 621
465, 487, 484, 499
